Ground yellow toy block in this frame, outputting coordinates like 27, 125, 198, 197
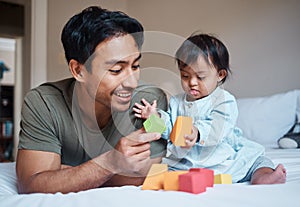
170, 116, 193, 146
214, 174, 232, 184
142, 164, 168, 190
163, 171, 188, 191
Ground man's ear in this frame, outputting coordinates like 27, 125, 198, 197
69, 59, 84, 82
218, 69, 227, 82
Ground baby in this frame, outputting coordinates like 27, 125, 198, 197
134, 33, 286, 184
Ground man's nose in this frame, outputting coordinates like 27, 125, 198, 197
122, 69, 139, 89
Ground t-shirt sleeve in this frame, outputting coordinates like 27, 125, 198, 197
18, 89, 62, 154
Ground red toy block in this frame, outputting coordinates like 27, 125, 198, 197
189, 168, 214, 187
178, 172, 207, 194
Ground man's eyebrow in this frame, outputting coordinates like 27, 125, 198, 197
105, 53, 142, 65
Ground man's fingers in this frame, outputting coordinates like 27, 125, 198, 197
127, 129, 161, 144
122, 142, 151, 157
134, 150, 151, 161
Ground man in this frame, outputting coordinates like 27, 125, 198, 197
16, 6, 167, 194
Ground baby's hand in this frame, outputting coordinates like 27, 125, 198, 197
182, 126, 198, 149
133, 98, 158, 119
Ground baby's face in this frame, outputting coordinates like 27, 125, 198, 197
179, 56, 224, 101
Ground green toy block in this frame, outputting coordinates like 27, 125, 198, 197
143, 114, 166, 134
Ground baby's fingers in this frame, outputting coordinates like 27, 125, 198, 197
152, 100, 157, 108
134, 102, 145, 110
141, 98, 151, 107
133, 107, 142, 118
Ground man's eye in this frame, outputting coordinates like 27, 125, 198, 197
109, 69, 122, 74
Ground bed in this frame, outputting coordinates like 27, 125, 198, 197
1, 89, 299, 207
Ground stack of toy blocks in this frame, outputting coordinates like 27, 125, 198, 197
142, 115, 232, 194
142, 164, 232, 194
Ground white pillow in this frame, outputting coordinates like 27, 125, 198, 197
236, 90, 299, 147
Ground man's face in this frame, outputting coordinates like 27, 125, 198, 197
84, 34, 141, 112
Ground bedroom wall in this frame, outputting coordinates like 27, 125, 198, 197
46, 0, 300, 98
126, 0, 300, 98
47, 0, 127, 82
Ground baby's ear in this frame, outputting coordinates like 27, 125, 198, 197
218, 69, 227, 82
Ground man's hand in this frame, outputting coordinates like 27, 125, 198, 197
96, 128, 161, 177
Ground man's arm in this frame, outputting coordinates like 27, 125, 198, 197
16, 129, 161, 194
16, 149, 113, 194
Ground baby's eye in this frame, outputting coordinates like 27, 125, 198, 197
181, 74, 189, 78
132, 64, 140, 70
198, 76, 205, 80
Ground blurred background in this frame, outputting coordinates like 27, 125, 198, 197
0, 0, 300, 161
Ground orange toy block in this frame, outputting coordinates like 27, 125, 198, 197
189, 168, 214, 187
164, 171, 188, 191
179, 172, 207, 194
142, 164, 168, 190
170, 116, 193, 146
214, 174, 232, 184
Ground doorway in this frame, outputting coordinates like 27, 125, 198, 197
0, 1, 24, 161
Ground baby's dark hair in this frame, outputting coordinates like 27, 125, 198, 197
61, 6, 144, 68
175, 33, 231, 84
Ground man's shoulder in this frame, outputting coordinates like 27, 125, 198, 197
33, 78, 75, 95
24, 78, 75, 109
134, 84, 166, 95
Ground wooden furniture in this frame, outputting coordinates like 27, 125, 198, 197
0, 85, 14, 162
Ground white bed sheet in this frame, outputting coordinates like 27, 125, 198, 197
0, 148, 299, 207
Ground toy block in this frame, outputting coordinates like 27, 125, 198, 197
170, 116, 193, 146
142, 164, 168, 190
178, 172, 207, 194
214, 174, 232, 184
143, 114, 166, 134
164, 171, 188, 191
189, 168, 214, 187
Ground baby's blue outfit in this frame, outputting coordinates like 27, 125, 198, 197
160, 87, 265, 182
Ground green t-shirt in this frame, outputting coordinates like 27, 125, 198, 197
18, 78, 168, 166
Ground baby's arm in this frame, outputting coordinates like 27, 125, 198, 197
133, 98, 160, 119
